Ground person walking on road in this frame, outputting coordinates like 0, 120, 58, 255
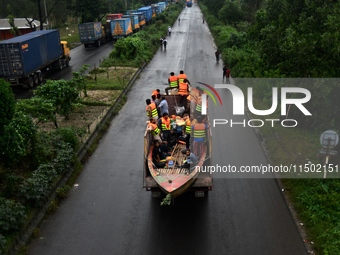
215, 50, 220, 62
223, 65, 231, 84
163, 38, 168, 50
168, 26, 172, 36
178, 18, 181, 25
160, 37, 163, 49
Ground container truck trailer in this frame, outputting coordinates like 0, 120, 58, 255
78, 22, 106, 48
0, 29, 70, 88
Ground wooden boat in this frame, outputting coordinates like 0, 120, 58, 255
147, 141, 207, 198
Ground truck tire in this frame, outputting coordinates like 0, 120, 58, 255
84, 44, 88, 48
33, 73, 39, 85
37, 71, 43, 83
58, 59, 63, 70
27, 76, 34, 88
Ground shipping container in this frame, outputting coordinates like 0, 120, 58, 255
138, 6, 153, 23
151, 4, 162, 15
110, 18, 133, 38
122, 15, 140, 31
78, 22, 105, 47
158, 2, 166, 11
131, 12, 146, 27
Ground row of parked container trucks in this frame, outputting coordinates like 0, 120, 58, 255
78, 2, 169, 48
0, 2, 170, 87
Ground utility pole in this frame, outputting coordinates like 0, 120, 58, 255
44, 0, 49, 29
38, 0, 43, 30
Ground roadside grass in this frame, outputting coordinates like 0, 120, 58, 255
87, 67, 137, 90
59, 24, 80, 49
243, 92, 340, 255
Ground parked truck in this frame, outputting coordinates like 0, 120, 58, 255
143, 94, 213, 199
78, 22, 106, 48
0, 29, 70, 88
186, 0, 193, 7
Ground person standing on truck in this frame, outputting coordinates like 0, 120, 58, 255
165, 72, 178, 95
158, 112, 171, 143
178, 79, 190, 106
158, 96, 169, 116
146, 99, 158, 120
182, 114, 191, 149
155, 93, 162, 117
192, 116, 208, 158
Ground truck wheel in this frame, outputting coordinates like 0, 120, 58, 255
33, 73, 39, 85
58, 59, 63, 70
84, 44, 88, 48
37, 72, 43, 83
27, 77, 34, 88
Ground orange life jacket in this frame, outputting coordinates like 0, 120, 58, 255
169, 75, 178, 88
178, 82, 189, 95
161, 117, 170, 130
146, 103, 158, 118
177, 73, 187, 83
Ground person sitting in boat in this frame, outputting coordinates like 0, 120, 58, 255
182, 149, 198, 170
152, 140, 170, 168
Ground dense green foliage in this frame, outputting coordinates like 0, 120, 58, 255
0, 80, 15, 132
0, 197, 26, 233
200, 1, 340, 254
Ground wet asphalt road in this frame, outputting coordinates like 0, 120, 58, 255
28, 5, 308, 255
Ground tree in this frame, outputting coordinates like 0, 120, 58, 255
34, 79, 80, 126
72, 0, 109, 23
0, 79, 15, 133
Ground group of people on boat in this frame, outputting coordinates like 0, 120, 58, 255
145, 70, 209, 169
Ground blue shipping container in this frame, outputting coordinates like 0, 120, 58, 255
78, 22, 103, 43
122, 15, 140, 31
110, 18, 133, 38
131, 12, 146, 27
0, 30, 62, 78
138, 6, 153, 22
158, 2, 166, 11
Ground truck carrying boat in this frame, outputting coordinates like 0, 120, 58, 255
143, 89, 213, 201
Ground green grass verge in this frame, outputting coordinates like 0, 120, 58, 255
241, 89, 340, 254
